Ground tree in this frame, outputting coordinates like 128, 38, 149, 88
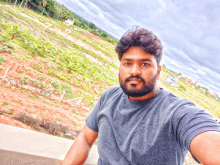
89, 22, 96, 29
45, 0, 56, 18
101, 31, 108, 38
25, 0, 28, 8
89, 29, 101, 37
20, 0, 25, 7
14, 0, 18, 7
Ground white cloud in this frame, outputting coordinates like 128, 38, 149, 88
56, 0, 220, 94
197, 69, 206, 75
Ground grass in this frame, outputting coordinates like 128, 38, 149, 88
0, 55, 8, 64
29, 93, 40, 99
160, 68, 220, 117
0, 14, 118, 95
56, 118, 63, 121
2, 101, 8, 106
72, 121, 78, 126
72, 110, 86, 117
15, 112, 72, 137
44, 100, 53, 105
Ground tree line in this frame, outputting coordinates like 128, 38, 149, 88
1, 0, 118, 45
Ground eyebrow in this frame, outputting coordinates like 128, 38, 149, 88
122, 58, 152, 62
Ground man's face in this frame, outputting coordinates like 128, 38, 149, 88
119, 47, 161, 97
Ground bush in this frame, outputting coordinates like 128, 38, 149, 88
178, 84, 187, 92
16, 112, 70, 135
0, 55, 8, 64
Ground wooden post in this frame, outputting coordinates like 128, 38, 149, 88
3, 68, 9, 79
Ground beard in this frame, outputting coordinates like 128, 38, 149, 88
119, 73, 158, 97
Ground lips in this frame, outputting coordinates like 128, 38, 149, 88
126, 76, 143, 82
127, 78, 142, 83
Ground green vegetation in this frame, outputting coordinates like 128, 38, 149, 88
15, 112, 72, 137
29, 93, 40, 99
2, 101, 8, 106
44, 100, 53, 105
72, 121, 78, 126
72, 110, 86, 117
0, 0, 118, 45
0, 55, 7, 64
160, 66, 220, 117
56, 118, 63, 121
0, 6, 119, 98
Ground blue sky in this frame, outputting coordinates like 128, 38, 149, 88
56, 0, 220, 96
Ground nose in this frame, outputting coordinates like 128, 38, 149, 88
130, 64, 141, 76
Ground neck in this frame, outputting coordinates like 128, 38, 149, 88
128, 85, 161, 102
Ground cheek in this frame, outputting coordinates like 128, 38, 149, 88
142, 70, 157, 80
119, 68, 126, 81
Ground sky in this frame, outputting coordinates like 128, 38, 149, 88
56, 0, 220, 96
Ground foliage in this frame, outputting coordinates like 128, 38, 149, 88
178, 84, 186, 92
160, 68, 220, 118
16, 112, 70, 135
89, 22, 96, 29
0, 7, 118, 102
0, 55, 8, 64
51, 80, 73, 99
2, 101, 8, 106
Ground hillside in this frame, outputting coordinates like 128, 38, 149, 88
0, 4, 119, 139
2, 3, 219, 165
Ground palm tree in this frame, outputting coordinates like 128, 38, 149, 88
14, 0, 18, 7
20, 0, 25, 7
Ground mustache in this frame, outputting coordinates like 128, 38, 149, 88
125, 76, 145, 83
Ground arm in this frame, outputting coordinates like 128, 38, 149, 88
62, 125, 98, 165
190, 131, 220, 165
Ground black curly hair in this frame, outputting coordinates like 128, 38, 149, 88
116, 26, 163, 64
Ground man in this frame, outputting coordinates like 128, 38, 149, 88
62, 27, 220, 165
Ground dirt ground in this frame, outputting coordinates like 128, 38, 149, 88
0, 9, 110, 136
0, 6, 197, 163
0, 51, 91, 138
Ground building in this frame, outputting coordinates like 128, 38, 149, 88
184, 77, 192, 84
165, 76, 180, 87
64, 19, 74, 27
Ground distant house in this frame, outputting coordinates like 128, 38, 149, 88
200, 87, 206, 94
64, 19, 74, 27
184, 77, 192, 84
195, 81, 199, 86
214, 93, 219, 100
165, 76, 180, 87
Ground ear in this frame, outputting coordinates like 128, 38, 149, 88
157, 65, 161, 79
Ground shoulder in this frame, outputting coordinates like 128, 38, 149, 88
170, 97, 216, 130
102, 85, 122, 97
159, 90, 202, 119
99, 85, 123, 102
158, 89, 185, 107
160, 90, 195, 109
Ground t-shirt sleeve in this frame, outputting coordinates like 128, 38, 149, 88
85, 86, 120, 132
172, 100, 220, 162
85, 97, 102, 132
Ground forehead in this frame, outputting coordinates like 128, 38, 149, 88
121, 47, 156, 62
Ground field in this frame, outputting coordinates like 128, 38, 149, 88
0, 3, 219, 164
160, 67, 220, 118
0, 4, 119, 139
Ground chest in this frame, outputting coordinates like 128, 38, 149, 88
97, 101, 177, 164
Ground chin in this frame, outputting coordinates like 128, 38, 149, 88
123, 88, 153, 97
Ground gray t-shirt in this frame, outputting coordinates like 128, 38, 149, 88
85, 86, 220, 165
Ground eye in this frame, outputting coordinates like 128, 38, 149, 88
124, 62, 131, 66
142, 63, 149, 67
